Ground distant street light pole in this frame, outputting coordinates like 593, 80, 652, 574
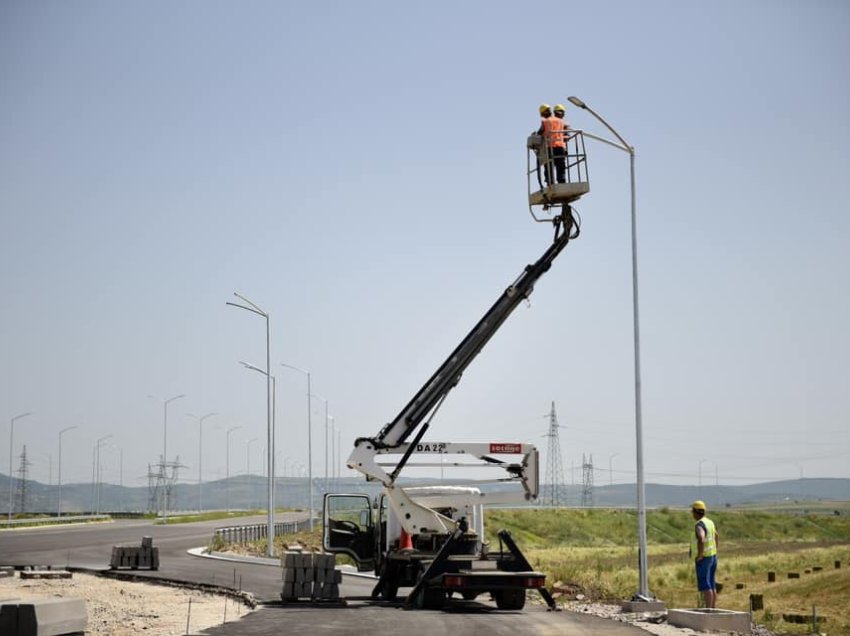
95, 435, 113, 514
281, 362, 314, 529
328, 415, 335, 489
609, 453, 619, 488
568, 95, 650, 600
225, 425, 242, 513
188, 412, 217, 513
227, 292, 274, 557
240, 361, 276, 515
149, 393, 185, 516
58, 425, 78, 517
8, 412, 32, 522
246, 437, 258, 476
310, 393, 330, 491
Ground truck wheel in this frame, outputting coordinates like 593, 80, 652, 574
381, 578, 399, 601
414, 586, 446, 609
461, 591, 478, 601
494, 589, 526, 610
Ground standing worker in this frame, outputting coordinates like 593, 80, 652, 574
690, 500, 719, 608
537, 103, 568, 185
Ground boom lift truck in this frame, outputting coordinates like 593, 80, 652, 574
322, 130, 590, 610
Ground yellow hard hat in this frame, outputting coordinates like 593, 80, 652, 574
554, 103, 566, 113
539, 103, 551, 115
691, 500, 706, 511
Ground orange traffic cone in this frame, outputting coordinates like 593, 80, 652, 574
399, 529, 413, 550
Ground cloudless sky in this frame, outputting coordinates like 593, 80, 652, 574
2, 1, 848, 493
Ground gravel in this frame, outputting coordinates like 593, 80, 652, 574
0, 571, 255, 635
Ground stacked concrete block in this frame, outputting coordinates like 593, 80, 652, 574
109, 536, 159, 570
312, 553, 342, 600
280, 552, 342, 602
0, 597, 87, 636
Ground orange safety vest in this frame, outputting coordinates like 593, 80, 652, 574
542, 116, 566, 149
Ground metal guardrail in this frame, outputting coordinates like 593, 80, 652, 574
213, 518, 313, 545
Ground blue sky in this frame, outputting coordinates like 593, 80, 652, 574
2, 1, 848, 493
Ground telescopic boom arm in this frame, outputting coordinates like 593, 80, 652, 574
350, 210, 577, 488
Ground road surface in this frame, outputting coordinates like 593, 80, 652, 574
0, 516, 649, 635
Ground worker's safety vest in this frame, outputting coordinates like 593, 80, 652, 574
690, 516, 717, 558
542, 116, 566, 149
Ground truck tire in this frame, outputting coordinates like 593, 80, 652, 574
494, 589, 526, 610
381, 577, 399, 601
461, 591, 478, 601
414, 586, 445, 610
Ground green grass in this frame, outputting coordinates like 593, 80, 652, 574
218, 506, 850, 634
487, 508, 850, 635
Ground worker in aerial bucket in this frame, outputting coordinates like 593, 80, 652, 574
538, 103, 568, 185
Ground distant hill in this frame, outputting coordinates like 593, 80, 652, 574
0, 473, 847, 515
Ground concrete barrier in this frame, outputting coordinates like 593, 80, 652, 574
668, 608, 750, 634
19, 571, 72, 580
0, 597, 87, 636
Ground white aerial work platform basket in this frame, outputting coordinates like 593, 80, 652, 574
527, 129, 590, 221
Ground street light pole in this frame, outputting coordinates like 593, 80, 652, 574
310, 393, 329, 492
226, 425, 242, 513
8, 412, 32, 522
227, 292, 274, 557
240, 362, 277, 521
609, 453, 619, 488
281, 363, 314, 529
568, 95, 651, 600
150, 393, 185, 516
95, 435, 112, 515
58, 426, 78, 517
188, 412, 216, 513
246, 437, 258, 477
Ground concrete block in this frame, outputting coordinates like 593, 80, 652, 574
1, 603, 18, 635
333, 569, 342, 584
620, 599, 666, 612
284, 553, 299, 568
302, 568, 314, 583
314, 567, 326, 584
282, 568, 296, 583
7, 597, 87, 636
668, 608, 750, 634
141, 536, 153, 549
19, 571, 72, 581
281, 582, 295, 600
0, 570, 14, 579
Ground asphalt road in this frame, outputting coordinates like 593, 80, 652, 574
0, 516, 649, 635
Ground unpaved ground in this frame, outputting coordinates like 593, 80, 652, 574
0, 571, 254, 635
1, 571, 776, 636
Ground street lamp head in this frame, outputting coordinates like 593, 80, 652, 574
568, 96, 586, 109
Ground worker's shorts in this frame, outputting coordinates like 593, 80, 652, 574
695, 555, 717, 591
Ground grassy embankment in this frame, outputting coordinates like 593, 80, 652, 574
227, 505, 850, 635
488, 506, 850, 635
